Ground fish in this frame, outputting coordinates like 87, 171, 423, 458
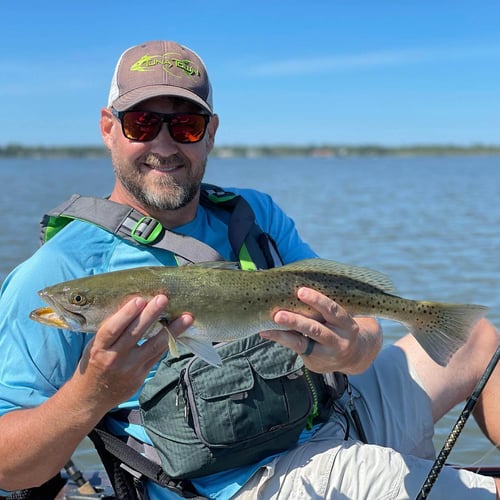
29, 258, 488, 367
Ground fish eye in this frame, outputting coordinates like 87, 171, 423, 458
70, 292, 87, 306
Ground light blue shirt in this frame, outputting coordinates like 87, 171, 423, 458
0, 187, 317, 498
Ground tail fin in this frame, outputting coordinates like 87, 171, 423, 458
410, 302, 489, 366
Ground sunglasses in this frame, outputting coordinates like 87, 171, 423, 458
111, 108, 211, 143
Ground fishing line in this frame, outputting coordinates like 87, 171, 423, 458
416, 344, 500, 499
466, 440, 500, 470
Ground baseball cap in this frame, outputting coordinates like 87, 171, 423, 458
108, 40, 213, 113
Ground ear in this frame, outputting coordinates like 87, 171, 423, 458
205, 114, 219, 153
100, 108, 115, 149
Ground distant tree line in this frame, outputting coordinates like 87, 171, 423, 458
1, 143, 500, 159
0, 144, 108, 158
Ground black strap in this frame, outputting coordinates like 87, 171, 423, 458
88, 424, 207, 499
90, 427, 169, 487
4, 472, 66, 499
200, 185, 283, 269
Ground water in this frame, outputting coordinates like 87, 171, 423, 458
1, 155, 499, 469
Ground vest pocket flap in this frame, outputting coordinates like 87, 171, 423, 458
247, 341, 303, 380
189, 357, 254, 399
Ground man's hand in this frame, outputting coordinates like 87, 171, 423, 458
75, 294, 194, 411
260, 287, 382, 374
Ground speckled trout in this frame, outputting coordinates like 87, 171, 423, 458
30, 259, 488, 367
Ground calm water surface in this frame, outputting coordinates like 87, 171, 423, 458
1, 155, 499, 469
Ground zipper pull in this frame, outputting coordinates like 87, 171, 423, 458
175, 369, 185, 408
176, 368, 190, 421
346, 379, 368, 443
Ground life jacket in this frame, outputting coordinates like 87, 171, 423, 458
23, 185, 344, 499
39, 183, 283, 270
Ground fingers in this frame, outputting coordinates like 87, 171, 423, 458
94, 295, 168, 350
140, 312, 194, 366
272, 287, 357, 345
94, 295, 194, 358
260, 327, 317, 357
260, 287, 362, 373
295, 287, 357, 336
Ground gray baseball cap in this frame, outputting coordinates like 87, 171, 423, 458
108, 40, 213, 113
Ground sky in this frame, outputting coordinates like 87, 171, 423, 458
2, 1, 499, 147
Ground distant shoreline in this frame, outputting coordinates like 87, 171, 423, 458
1, 144, 500, 158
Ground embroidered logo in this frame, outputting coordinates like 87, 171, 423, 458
130, 52, 201, 79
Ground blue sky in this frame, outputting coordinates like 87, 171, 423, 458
2, 1, 499, 147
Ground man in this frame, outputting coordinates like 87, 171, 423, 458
0, 40, 498, 499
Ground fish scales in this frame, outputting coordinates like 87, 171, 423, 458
160, 267, 387, 337
29, 258, 488, 367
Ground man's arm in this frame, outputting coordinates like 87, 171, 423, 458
0, 295, 192, 491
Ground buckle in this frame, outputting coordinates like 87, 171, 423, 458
130, 216, 163, 244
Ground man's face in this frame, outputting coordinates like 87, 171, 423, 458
103, 96, 218, 213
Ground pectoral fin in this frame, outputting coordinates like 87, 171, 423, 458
177, 329, 222, 367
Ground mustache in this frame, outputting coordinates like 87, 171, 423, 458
139, 152, 185, 168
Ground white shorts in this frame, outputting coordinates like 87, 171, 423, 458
234, 345, 496, 499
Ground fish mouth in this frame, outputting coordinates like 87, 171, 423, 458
29, 292, 87, 331
29, 305, 86, 331
29, 306, 75, 329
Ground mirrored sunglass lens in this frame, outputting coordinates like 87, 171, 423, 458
123, 112, 161, 141
169, 115, 207, 143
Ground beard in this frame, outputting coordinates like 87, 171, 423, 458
112, 151, 206, 211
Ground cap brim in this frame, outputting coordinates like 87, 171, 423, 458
112, 85, 212, 114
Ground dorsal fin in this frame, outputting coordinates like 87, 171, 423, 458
278, 258, 396, 293
186, 261, 242, 270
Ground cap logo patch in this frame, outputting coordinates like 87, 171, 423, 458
130, 52, 201, 79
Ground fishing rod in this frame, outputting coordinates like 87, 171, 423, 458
63, 459, 98, 495
416, 344, 500, 499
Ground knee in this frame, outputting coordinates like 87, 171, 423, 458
467, 318, 499, 376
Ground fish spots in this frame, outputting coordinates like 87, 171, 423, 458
242, 290, 254, 311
